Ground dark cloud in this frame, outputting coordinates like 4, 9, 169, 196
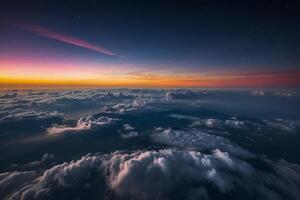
0, 93, 18, 99
0, 111, 63, 123
23, 153, 55, 168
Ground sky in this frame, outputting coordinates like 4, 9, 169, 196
0, 0, 300, 88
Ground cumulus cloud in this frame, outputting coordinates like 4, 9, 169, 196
123, 124, 135, 131
101, 149, 300, 200
0, 89, 297, 119
192, 117, 299, 134
190, 118, 247, 130
0, 90, 135, 117
121, 131, 139, 139
169, 114, 248, 130
262, 119, 300, 133
169, 114, 300, 134
0, 154, 102, 200
102, 149, 250, 197
164, 90, 204, 100
120, 124, 139, 139
103, 96, 163, 113
1, 150, 300, 200
151, 127, 252, 157
251, 90, 265, 96
0, 171, 37, 198
47, 115, 119, 135
250, 90, 298, 97
1, 88, 299, 200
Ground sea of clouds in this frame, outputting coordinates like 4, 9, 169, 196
0, 88, 299, 199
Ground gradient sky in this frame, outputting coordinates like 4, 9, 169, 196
0, 0, 300, 88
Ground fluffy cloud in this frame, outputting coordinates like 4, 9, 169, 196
164, 90, 204, 100
103, 149, 246, 197
1, 154, 102, 200
1, 150, 300, 200
169, 114, 249, 130
262, 119, 300, 133
121, 131, 138, 139
190, 118, 247, 130
169, 114, 300, 134
1, 88, 299, 200
47, 115, 119, 135
151, 127, 251, 157
250, 90, 297, 97
0, 90, 135, 117
102, 149, 300, 200
0, 171, 37, 198
192, 118, 300, 134
103, 96, 163, 113
251, 90, 265, 96
123, 124, 135, 131
120, 124, 139, 139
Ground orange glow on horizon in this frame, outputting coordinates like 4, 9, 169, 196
1, 60, 300, 88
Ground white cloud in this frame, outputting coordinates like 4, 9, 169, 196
263, 119, 300, 133
251, 90, 265, 96
120, 124, 139, 138
1, 150, 300, 200
47, 115, 119, 135
151, 127, 252, 157
250, 90, 297, 97
164, 90, 204, 100
0, 171, 37, 198
0, 90, 137, 118
169, 114, 300, 134
103, 96, 164, 114
121, 131, 139, 139
123, 124, 135, 131
1, 154, 102, 200
168, 114, 200, 121
102, 149, 300, 200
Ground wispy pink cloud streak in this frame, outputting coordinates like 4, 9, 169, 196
14, 23, 116, 56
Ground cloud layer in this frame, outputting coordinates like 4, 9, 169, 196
0, 111, 62, 123
1, 149, 300, 200
0, 89, 299, 200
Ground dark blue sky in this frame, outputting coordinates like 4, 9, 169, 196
1, 0, 300, 87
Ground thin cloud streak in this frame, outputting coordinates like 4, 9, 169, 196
12, 23, 117, 56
